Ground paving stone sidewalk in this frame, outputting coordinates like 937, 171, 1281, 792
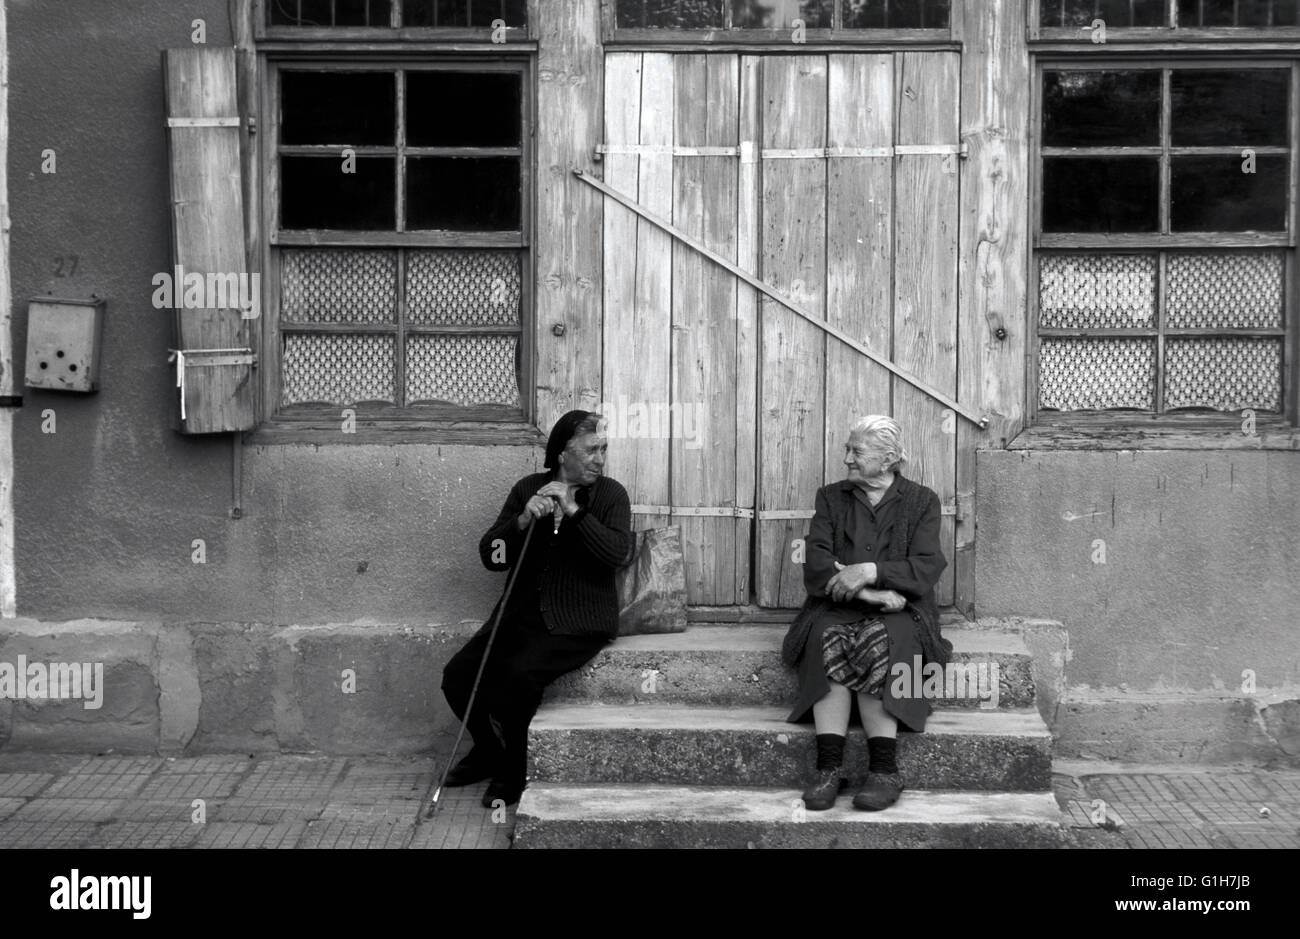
0, 752, 513, 850
1054, 759, 1300, 849
0, 752, 1296, 848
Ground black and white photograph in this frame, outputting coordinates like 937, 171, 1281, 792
0, 0, 1293, 919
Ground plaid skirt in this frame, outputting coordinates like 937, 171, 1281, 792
821, 617, 891, 696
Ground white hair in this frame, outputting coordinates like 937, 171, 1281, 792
849, 415, 907, 470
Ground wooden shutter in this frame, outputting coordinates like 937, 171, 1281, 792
163, 47, 256, 434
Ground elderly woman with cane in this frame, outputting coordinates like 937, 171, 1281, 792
437, 411, 633, 809
782, 415, 951, 812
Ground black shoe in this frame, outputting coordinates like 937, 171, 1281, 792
444, 747, 501, 787
801, 768, 847, 811
482, 777, 525, 808
852, 771, 904, 811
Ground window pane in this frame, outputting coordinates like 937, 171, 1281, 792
406, 250, 521, 324
269, 0, 395, 26
1171, 70, 1289, 146
1041, 0, 1167, 26
281, 156, 397, 229
1165, 338, 1282, 411
406, 157, 520, 230
616, 0, 725, 28
1179, 0, 1236, 24
281, 72, 395, 146
1043, 71, 1160, 147
281, 249, 398, 323
282, 334, 396, 406
403, 1, 528, 26
1167, 252, 1285, 329
1040, 338, 1156, 410
1039, 254, 1157, 329
735, 0, 831, 28
1170, 155, 1288, 231
1043, 158, 1160, 233
1176, 0, 1295, 24
842, 0, 950, 27
406, 72, 521, 147
407, 335, 521, 407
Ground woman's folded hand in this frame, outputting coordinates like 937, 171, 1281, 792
855, 587, 907, 612
827, 561, 875, 602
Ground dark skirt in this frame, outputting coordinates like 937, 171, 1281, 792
786, 608, 933, 733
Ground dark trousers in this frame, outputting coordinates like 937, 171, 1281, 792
441, 605, 608, 786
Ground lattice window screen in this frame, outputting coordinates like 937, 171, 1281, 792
1040, 338, 1156, 410
1165, 338, 1282, 411
282, 334, 396, 406
1167, 252, 1284, 329
1039, 254, 1157, 329
407, 335, 520, 407
406, 249, 521, 325
282, 249, 397, 323
278, 246, 523, 411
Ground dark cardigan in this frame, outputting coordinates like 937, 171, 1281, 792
478, 472, 634, 637
781, 473, 952, 669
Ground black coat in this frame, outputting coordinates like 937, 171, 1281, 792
478, 472, 634, 637
782, 473, 950, 731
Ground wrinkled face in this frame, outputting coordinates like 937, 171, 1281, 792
559, 432, 608, 485
844, 429, 895, 484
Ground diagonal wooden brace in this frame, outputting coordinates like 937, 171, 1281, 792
574, 169, 989, 429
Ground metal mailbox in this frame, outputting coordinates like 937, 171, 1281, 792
25, 297, 105, 393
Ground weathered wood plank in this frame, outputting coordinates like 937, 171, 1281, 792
536, 0, 604, 429
602, 53, 672, 532
825, 54, 894, 481
956, 0, 1030, 615
672, 54, 740, 603
893, 51, 960, 606
758, 56, 828, 608
601, 49, 643, 498
734, 56, 761, 604
164, 47, 256, 433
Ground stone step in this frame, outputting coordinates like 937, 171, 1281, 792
513, 784, 1066, 849
528, 704, 1053, 791
543, 625, 1033, 709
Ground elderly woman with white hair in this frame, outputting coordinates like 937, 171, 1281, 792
781, 415, 951, 811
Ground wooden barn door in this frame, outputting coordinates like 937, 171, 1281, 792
600, 51, 962, 609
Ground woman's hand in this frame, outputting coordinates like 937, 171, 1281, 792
826, 561, 877, 602
536, 481, 579, 514
857, 587, 907, 612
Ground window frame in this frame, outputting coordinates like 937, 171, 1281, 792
254, 50, 540, 442
1030, 0, 1300, 42
1026, 55, 1300, 434
601, 0, 957, 46
255, 0, 535, 42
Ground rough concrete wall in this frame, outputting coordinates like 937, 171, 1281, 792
0, 617, 479, 755
7, 1, 549, 625
976, 449, 1300, 693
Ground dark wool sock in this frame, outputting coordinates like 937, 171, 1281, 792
867, 736, 898, 775
815, 734, 846, 771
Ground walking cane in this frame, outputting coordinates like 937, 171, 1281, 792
425, 515, 538, 820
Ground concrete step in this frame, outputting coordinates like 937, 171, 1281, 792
528, 704, 1053, 791
543, 625, 1033, 709
513, 784, 1066, 848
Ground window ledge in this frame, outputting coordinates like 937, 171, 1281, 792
246, 419, 546, 447
1010, 420, 1300, 451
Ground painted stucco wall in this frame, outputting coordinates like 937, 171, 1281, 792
976, 449, 1300, 693
7, 0, 539, 624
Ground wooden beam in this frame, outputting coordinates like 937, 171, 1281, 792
0, 0, 14, 617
